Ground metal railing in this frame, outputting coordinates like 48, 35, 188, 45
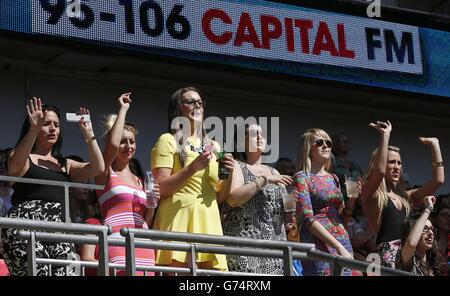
0, 175, 416, 276
0, 217, 415, 276
0, 217, 111, 276
0, 175, 104, 223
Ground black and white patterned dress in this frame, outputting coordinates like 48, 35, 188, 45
221, 161, 286, 274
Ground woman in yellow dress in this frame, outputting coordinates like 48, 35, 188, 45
151, 87, 234, 272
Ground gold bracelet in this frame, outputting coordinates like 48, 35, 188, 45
432, 162, 444, 167
85, 136, 96, 143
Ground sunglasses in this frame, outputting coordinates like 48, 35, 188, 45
314, 139, 333, 148
181, 99, 205, 107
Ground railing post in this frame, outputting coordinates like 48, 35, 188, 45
189, 244, 197, 276
125, 232, 136, 276
27, 231, 37, 276
64, 185, 70, 223
331, 257, 343, 276
97, 228, 109, 276
283, 246, 294, 276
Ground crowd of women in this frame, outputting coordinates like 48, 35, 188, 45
0, 86, 448, 276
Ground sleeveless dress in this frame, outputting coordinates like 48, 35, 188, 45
151, 133, 227, 270
96, 169, 155, 276
376, 198, 406, 269
221, 161, 287, 274
294, 171, 353, 276
1, 158, 75, 276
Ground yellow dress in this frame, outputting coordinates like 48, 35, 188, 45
151, 133, 228, 271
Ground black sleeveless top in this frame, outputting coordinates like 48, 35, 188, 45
376, 198, 407, 245
11, 158, 71, 207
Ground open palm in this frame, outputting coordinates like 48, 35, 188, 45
26, 97, 46, 130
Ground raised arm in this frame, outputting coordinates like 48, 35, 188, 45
400, 196, 436, 269
360, 120, 392, 232
95, 93, 132, 185
8, 98, 45, 177
408, 138, 444, 204
360, 121, 392, 201
295, 173, 352, 259
69, 107, 105, 182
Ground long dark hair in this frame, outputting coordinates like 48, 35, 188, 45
400, 210, 443, 276
17, 104, 66, 167
168, 87, 210, 167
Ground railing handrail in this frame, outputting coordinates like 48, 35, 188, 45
0, 175, 104, 191
0, 175, 104, 224
17, 230, 310, 260
0, 175, 417, 277
120, 227, 315, 252
0, 217, 110, 235
0, 218, 414, 276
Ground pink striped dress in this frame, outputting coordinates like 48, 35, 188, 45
96, 169, 155, 276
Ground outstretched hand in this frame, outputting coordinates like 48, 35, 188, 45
369, 120, 392, 135
26, 97, 46, 131
118, 92, 132, 111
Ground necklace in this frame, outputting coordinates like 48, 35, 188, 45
186, 138, 204, 154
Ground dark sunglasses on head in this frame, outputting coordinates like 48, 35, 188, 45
314, 139, 333, 148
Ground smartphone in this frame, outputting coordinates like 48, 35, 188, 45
66, 113, 90, 123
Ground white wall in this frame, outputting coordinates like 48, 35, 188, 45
0, 67, 448, 194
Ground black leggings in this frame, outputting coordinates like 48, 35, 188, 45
1, 200, 75, 276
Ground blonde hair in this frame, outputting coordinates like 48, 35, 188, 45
298, 128, 332, 173
102, 114, 138, 138
364, 146, 410, 214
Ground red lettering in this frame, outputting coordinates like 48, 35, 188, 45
337, 23, 355, 58
234, 13, 262, 48
260, 15, 282, 50
312, 21, 339, 56
202, 9, 232, 45
294, 19, 313, 54
284, 18, 294, 52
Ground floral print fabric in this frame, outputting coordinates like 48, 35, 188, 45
294, 171, 353, 276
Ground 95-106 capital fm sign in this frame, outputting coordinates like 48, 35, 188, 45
32, 0, 423, 75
